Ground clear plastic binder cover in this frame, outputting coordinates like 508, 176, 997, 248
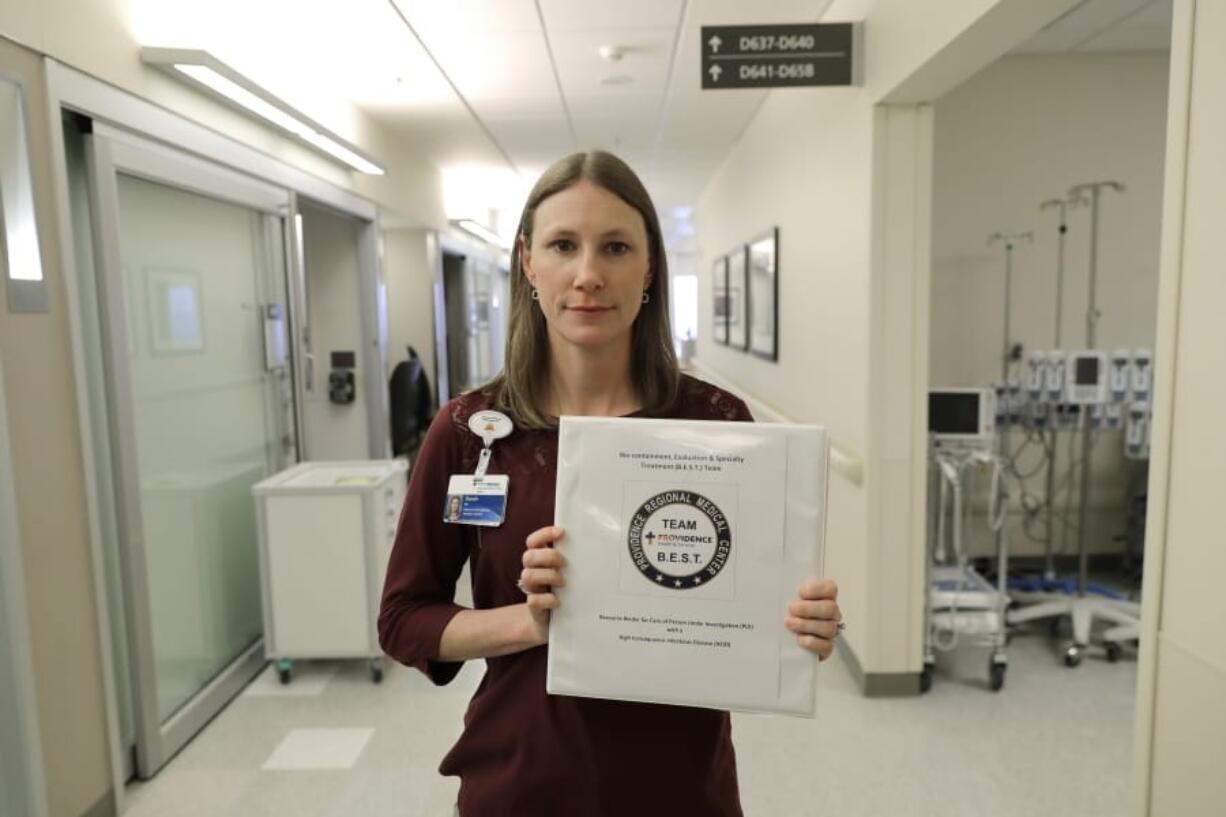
547, 416, 828, 717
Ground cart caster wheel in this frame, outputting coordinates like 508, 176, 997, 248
277, 662, 292, 685
370, 663, 384, 684
920, 661, 935, 694
989, 662, 1006, 692
1105, 642, 1122, 663
1063, 644, 1083, 668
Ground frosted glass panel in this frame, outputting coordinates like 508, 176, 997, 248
114, 174, 288, 722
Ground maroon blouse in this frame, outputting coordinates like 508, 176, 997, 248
378, 375, 754, 817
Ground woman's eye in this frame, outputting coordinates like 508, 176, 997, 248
606, 241, 630, 256
549, 238, 575, 253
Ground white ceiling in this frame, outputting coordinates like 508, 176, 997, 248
381, 0, 839, 236
1013, 0, 1173, 54
130, 0, 1174, 242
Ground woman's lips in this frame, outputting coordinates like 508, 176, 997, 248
568, 305, 611, 313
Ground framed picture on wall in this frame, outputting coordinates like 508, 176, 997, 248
712, 255, 729, 345
727, 245, 749, 351
747, 228, 779, 361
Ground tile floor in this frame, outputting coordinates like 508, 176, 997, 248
122, 626, 1136, 817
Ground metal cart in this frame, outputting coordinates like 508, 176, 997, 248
253, 460, 408, 684
923, 443, 1010, 692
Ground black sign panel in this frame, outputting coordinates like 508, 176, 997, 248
700, 23, 856, 89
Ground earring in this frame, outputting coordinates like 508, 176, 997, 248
641, 291, 650, 304
531, 288, 540, 301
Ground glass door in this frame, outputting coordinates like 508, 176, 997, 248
83, 124, 295, 777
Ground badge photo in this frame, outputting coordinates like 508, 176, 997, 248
444, 474, 510, 527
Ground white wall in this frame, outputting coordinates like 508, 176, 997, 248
694, 0, 1082, 681
302, 203, 369, 460
930, 52, 1168, 557
1133, 2, 1226, 814
384, 228, 439, 392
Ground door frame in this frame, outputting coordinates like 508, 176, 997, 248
83, 123, 290, 778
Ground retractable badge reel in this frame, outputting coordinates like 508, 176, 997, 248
443, 410, 513, 526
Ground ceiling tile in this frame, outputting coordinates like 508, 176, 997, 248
393, 0, 541, 32
539, 0, 684, 31
565, 93, 664, 118
572, 113, 660, 153
549, 27, 676, 97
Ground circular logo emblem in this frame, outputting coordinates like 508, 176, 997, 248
627, 490, 731, 589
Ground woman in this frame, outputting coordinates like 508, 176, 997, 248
378, 151, 841, 816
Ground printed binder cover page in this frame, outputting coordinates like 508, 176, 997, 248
547, 416, 827, 716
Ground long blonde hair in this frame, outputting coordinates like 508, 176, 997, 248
482, 151, 679, 428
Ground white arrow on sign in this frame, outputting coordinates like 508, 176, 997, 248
708, 64, 723, 82
708, 35, 722, 53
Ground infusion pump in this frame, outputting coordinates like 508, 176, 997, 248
980, 346, 1155, 458
1064, 350, 1108, 404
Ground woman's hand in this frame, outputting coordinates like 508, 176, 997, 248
520, 525, 567, 646
785, 579, 842, 661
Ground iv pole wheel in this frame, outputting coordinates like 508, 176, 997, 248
989, 659, 1007, 692
1063, 644, 1083, 668
920, 660, 935, 694
1105, 642, 1122, 663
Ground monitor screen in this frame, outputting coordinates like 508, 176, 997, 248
929, 392, 980, 434
1075, 356, 1099, 385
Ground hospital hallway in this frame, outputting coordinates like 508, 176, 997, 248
121, 633, 1137, 817
3, 2, 1224, 817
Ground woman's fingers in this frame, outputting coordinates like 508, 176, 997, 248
520, 567, 565, 590
522, 546, 566, 570
796, 634, 835, 660
787, 599, 840, 621
526, 591, 559, 612
785, 616, 840, 640
526, 525, 565, 550
798, 578, 838, 601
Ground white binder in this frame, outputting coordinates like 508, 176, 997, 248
547, 416, 829, 717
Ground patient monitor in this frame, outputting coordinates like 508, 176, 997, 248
929, 388, 996, 445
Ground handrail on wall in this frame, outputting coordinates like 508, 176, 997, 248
684, 358, 865, 487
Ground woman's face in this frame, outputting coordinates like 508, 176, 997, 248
521, 180, 652, 354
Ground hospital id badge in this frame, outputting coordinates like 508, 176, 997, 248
443, 474, 509, 527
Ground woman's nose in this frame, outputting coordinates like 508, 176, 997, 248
572, 248, 604, 290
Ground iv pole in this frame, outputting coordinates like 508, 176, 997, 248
1008, 181, 1138, 667
987, 231, 1034, 382
1067, 180, 1124, 600
1038, 194, 1085, 580
984, 230, 1032, 680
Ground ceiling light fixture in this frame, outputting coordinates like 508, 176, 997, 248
598, 45, 625, 62
141, 47, 385, 176
454, 218, 507, 248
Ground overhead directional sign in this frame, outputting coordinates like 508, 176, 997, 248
700, 23, 859, 90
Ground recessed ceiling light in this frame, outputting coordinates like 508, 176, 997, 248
598, 45, 625, 62
600, 74, 634, 86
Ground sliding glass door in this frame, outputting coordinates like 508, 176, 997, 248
83, 124, 296, 777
